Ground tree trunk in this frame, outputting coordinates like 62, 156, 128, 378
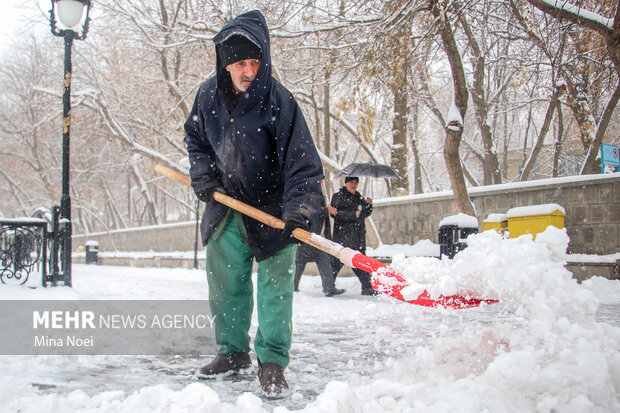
324, 68, 331, 161
444, 130, 475, 216
390, 83, 410, 194
520, 85, 564, 181
431, 0, 475, 216
552, 104, 564, 177
103, 180, 128, 229
411, 101, 423, 194
130, 159, 161, 226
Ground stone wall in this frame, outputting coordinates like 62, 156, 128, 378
74, 173, 620, 256
371, 173, 620, 255
74, 221, 201, 253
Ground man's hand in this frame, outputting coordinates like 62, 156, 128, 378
365, 197, 372, 204
196, 186, 226, 204
327, 204, 337, 216
282, 220, 307, 243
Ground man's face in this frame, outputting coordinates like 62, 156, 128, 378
226, 59, 261, 93
345, 179, 358, 194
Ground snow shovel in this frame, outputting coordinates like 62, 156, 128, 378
155, 164, 497, 309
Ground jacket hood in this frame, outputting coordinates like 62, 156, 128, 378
213, 10, 272, 114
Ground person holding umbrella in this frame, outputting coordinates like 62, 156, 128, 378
328, 176, 378, 295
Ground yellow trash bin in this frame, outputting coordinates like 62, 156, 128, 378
482, 213, 508, 234
506, 204, 565, 239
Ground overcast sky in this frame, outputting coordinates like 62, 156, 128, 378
0, 1, 20, 47
0, 0, 46, 52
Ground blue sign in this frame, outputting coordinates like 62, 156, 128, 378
600, 143, 619, 173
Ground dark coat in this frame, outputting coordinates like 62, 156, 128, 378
295, 205, 331, 264
330, 186, 372, 252
184, 10, 324, 261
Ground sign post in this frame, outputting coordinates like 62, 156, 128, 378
600, 143, 620, 173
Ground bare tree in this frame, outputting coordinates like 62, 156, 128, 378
459, 6, 506, 185
525, 0, 620, 174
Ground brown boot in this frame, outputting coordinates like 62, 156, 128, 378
196, 352, 251, 378
258, 360, 289, 398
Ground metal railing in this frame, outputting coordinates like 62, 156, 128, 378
0, 206, 71, 287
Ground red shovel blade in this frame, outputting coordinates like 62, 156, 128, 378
352, 254, 498, 309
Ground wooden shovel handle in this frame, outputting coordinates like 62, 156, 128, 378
154, 164, 342, 258
154, 164, 191, 187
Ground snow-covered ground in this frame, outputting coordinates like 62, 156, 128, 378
1, 227, 619, 412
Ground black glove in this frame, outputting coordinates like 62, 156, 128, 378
282, 220, 307, 243
196, 186, 226, 204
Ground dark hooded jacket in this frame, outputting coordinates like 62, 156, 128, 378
184, 10, 324, 261
330, 186, 373, 252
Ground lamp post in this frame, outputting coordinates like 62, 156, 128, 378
49, 0, 92, 286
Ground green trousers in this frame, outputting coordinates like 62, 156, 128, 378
206, 211, 296, 369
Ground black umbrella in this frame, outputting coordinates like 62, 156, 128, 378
336, 162, 403, 179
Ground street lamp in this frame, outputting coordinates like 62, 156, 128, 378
49, 0, 92, 286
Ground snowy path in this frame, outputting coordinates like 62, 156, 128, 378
2, 265, 514, 410
1, 265, 524, 411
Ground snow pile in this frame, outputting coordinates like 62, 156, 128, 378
336, 227, 620, 412
391, 227, 581, 303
